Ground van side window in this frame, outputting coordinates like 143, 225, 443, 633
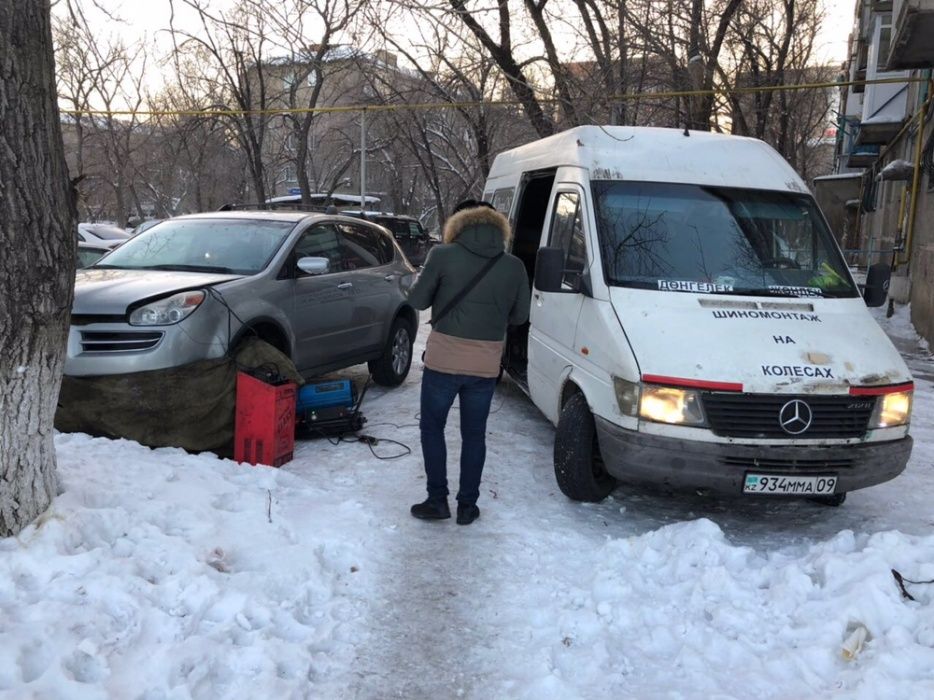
492, 188, 515, 215
549, 192, 587, 287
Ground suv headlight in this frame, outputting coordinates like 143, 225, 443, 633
129, 290, 205, 326
869, 389, 912, 428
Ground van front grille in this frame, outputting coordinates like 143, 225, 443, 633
702, 393, 875, 439
721, 455, 855, 472
80, 331, 164, 353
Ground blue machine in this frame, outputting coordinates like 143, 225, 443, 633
297, 380, 355, 413
296, 379, 366, 436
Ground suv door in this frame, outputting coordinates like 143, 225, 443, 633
336, 222, 398, 353
287, 223, 358, 372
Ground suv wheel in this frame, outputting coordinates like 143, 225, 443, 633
369, 317, 413, 386
554, 392, 616, 502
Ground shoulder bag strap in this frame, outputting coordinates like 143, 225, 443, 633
429, 252, 504, 327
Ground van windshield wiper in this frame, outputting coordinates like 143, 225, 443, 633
136, 264, 239, 274
709, 288, 825, 299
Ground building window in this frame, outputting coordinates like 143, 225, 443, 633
924, 136, 934, 193
876, 14, 893, 73
280, 165, 297, 183
284, 70, 297, 88
307, 69, 318, 87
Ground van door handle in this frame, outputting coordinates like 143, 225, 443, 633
337, 282, 353, 290
383, 274, 395, 282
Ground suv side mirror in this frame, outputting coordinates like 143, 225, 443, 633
534, 247, 565, 293
863, 263, 891, 307
297, 256, 329, 276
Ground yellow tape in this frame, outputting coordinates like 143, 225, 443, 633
60, 76, 925, 118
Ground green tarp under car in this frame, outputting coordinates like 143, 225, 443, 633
55, 339, 303, 455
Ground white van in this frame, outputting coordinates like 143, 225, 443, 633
483, 126, 913, 506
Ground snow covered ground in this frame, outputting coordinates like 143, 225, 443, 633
2, 305, 934, 699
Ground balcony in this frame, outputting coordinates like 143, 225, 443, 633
846, 142, 882, 168
888, 0, 934, 68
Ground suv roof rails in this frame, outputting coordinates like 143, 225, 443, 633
217, 202, 330, 213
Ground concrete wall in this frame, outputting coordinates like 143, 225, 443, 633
813, 176, 861, 249
909, 113, 934, 343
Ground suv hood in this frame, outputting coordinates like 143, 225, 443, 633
73, 268, 241, 316
610, 289, 912, 393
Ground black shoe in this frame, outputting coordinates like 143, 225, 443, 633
456, 503, 480, 525
411, 498, 451, 520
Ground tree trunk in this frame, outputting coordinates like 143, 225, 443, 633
0, 0, 76, 537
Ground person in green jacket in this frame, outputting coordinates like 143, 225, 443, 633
406, 200, 531, 525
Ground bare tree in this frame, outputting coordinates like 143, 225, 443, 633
258, 0, 365, 205
54, 12, 150, 225
0, 0, 76, 536
169, 0, 281, 204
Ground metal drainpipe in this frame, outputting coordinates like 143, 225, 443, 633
898, 82, 933, 268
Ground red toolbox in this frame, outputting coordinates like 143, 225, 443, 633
234, 371, 297, 467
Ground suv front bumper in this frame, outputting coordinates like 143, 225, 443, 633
595, 417, 913, 494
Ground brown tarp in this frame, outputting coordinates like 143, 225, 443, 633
55, 338, 303, 455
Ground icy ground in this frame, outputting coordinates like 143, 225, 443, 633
2, 306, 934, 699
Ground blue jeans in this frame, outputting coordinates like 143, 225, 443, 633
420, 368, 497, 505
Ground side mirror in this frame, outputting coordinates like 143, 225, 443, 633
863, 263, 890, 307
297, 256, 330, 276
535, 247, 565, 293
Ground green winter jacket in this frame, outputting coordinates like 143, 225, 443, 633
407, 206, 531, 341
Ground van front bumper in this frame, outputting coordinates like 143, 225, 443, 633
595, 418, 912, 495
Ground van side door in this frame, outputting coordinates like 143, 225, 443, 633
528, 186, 589, 420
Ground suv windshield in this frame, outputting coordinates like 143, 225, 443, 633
95, 219, 295, 275
592, 181, 857, 298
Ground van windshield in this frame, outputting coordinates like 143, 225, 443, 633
591, 181, 858, 298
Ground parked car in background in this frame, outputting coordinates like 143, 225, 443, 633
130, 219, 164, 237
343, 211, 435, 266
78, 223, 131, 249
68, 211, 418, 387
77, 242, 110, 268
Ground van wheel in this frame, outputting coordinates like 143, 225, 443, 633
369, 318, 413, 387
813, 492, 847, 507
554, 393, 616, 502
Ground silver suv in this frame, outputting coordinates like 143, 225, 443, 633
68, 211, 418, 386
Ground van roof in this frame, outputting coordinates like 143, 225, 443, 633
487, 126, 809, 194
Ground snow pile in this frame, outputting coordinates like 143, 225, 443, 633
478, 519, 934, 699
2, 311, 934, 698
0, 434, 373, 698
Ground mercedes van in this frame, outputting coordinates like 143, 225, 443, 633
483, 126, 913, 506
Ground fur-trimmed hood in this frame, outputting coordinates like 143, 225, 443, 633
442, 207, 511, 257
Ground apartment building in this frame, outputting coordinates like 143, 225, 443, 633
823, 0, 934, 343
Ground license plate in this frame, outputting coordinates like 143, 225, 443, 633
743, 473, 837, 495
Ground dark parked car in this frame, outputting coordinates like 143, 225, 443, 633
343, 212, 435, 266
77, 242, 110, 268
68, 211, 418, 386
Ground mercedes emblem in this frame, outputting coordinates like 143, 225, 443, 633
779, 399, 813, 435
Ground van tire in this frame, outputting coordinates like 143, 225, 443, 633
554, 393, 616, 502
813, 492, 847, 507
369, 317, 413, 387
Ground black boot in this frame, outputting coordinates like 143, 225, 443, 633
411, 498, 451, 520
456, 503, 480, 525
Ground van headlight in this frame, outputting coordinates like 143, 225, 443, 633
869, 390, 912, 428
639, 385, 706, 426
129, 290, 205, 326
